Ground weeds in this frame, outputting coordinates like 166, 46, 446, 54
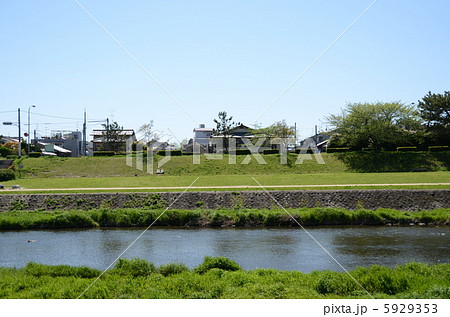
0, 260, 448, 299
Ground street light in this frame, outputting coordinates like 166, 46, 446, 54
28, 105, 36, 154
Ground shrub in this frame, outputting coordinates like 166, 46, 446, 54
194, 256, 241, 274
232, 149, 251, 155
262, 149, 279, 155
28, 152, 42, 158
295, 148, 315, 154
0, 169, 16, 181
428, 146, 449, 152
315, 272, 357, 295
362, 148, 374, 151
113, 258, 156, 277
0, 146, 12, 157
326, 147, 350, 153
157, 150, 182, 156
25, 262, 100, 278
397, 147, 417, 152
158, 263, 189, 276
93, 151, 116, 156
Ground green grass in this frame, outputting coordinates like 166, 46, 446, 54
1, 208, 448, 230
2, 172, 449, 192
0, 259, 448, 298
11, 151, 449, 179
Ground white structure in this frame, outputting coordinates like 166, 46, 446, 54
193, 124, 213, 148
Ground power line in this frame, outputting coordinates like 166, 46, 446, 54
30, 112, 80, 120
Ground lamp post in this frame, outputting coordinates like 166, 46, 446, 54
28, 105, 35, 154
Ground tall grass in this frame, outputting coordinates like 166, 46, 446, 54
0, 258, 448, 299
0, 207, 448, 230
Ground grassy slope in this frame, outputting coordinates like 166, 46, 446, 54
0, 153, 448, 192
1, 208, 449, 230
0, 259, 449, 298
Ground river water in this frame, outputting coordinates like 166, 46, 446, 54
0, 226, 448, 272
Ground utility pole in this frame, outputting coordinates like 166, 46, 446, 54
27, 105, 36, 154
106, 118, 110, 151
18, 108, 21, 158
34, 130, 37, 152
82, 109, 87, 155
315, 125, 318, 144
294, 122, 297, 147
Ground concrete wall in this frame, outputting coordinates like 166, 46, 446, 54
0, 189, 448, 212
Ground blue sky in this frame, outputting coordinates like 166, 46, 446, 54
1, 0, 449, 143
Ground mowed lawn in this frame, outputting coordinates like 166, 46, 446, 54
2, 172, 449, 192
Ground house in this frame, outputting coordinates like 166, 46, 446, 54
299, 133, 330, 152
36, 142, 71, 157
90, 129, 136, 152
151, 141, 177, 152
37, 131, 83, 157
210, 124, 255, 153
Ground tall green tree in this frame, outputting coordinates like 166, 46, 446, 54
101, 121, 127, 152
417, 91, 450, 145
326, 102, 424, 151
213, 111, 240, 153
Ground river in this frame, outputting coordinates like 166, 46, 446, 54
0, 226, 448, 272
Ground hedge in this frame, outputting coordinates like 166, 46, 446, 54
28, 152, 42, 158
262, 149, 279, 155
157, 150, 182, 156
362, 148, 374, 151
428, 146, 449, 152
295, 149, 315, 154
93, 151, 116, 156
230, 149, 251, 155
326, 147, 350, 153
0, 169, 16, 181
397, 147, 417, 152
0, 146, 12, 157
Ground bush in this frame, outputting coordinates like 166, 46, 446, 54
25, 262, 100, 278
315, 272, 357, 295
0, 146, 12, 157
93, 151, 116, 156
428, 146, 449, 152
262, 149, 279, 155
157, 150, 182, 156
397, 147, 417, 152
158, 263, 189, 276
231, 149, 251, 155
295, 149, 316, 154
28, 152, 42, 158
113, 258, 156, 277
0, 169, 16, 181
362, 148, 374, 151
194, 256, 241, 274
326, 147, 350, 153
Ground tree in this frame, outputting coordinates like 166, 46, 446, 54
138, 121, 161, 146
326, 102, 424, 151
213, 111, 240, 153
101, 121, 127, 152
252, 120, 296, 149
417, 91, 450, 145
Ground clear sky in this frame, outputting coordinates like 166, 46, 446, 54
1, 0, 449, 143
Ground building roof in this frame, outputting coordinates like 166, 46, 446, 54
91, 129, 135, 136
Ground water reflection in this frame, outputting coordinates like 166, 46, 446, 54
0, 226, 448, 272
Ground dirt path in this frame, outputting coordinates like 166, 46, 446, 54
4, 182, 450, 192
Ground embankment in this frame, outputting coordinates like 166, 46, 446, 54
0, 189, 449, 212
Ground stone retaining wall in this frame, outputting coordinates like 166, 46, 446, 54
0, 189, 449, 211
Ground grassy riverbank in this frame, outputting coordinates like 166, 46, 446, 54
0, 258, 448, 298
0, 207, 449, 230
